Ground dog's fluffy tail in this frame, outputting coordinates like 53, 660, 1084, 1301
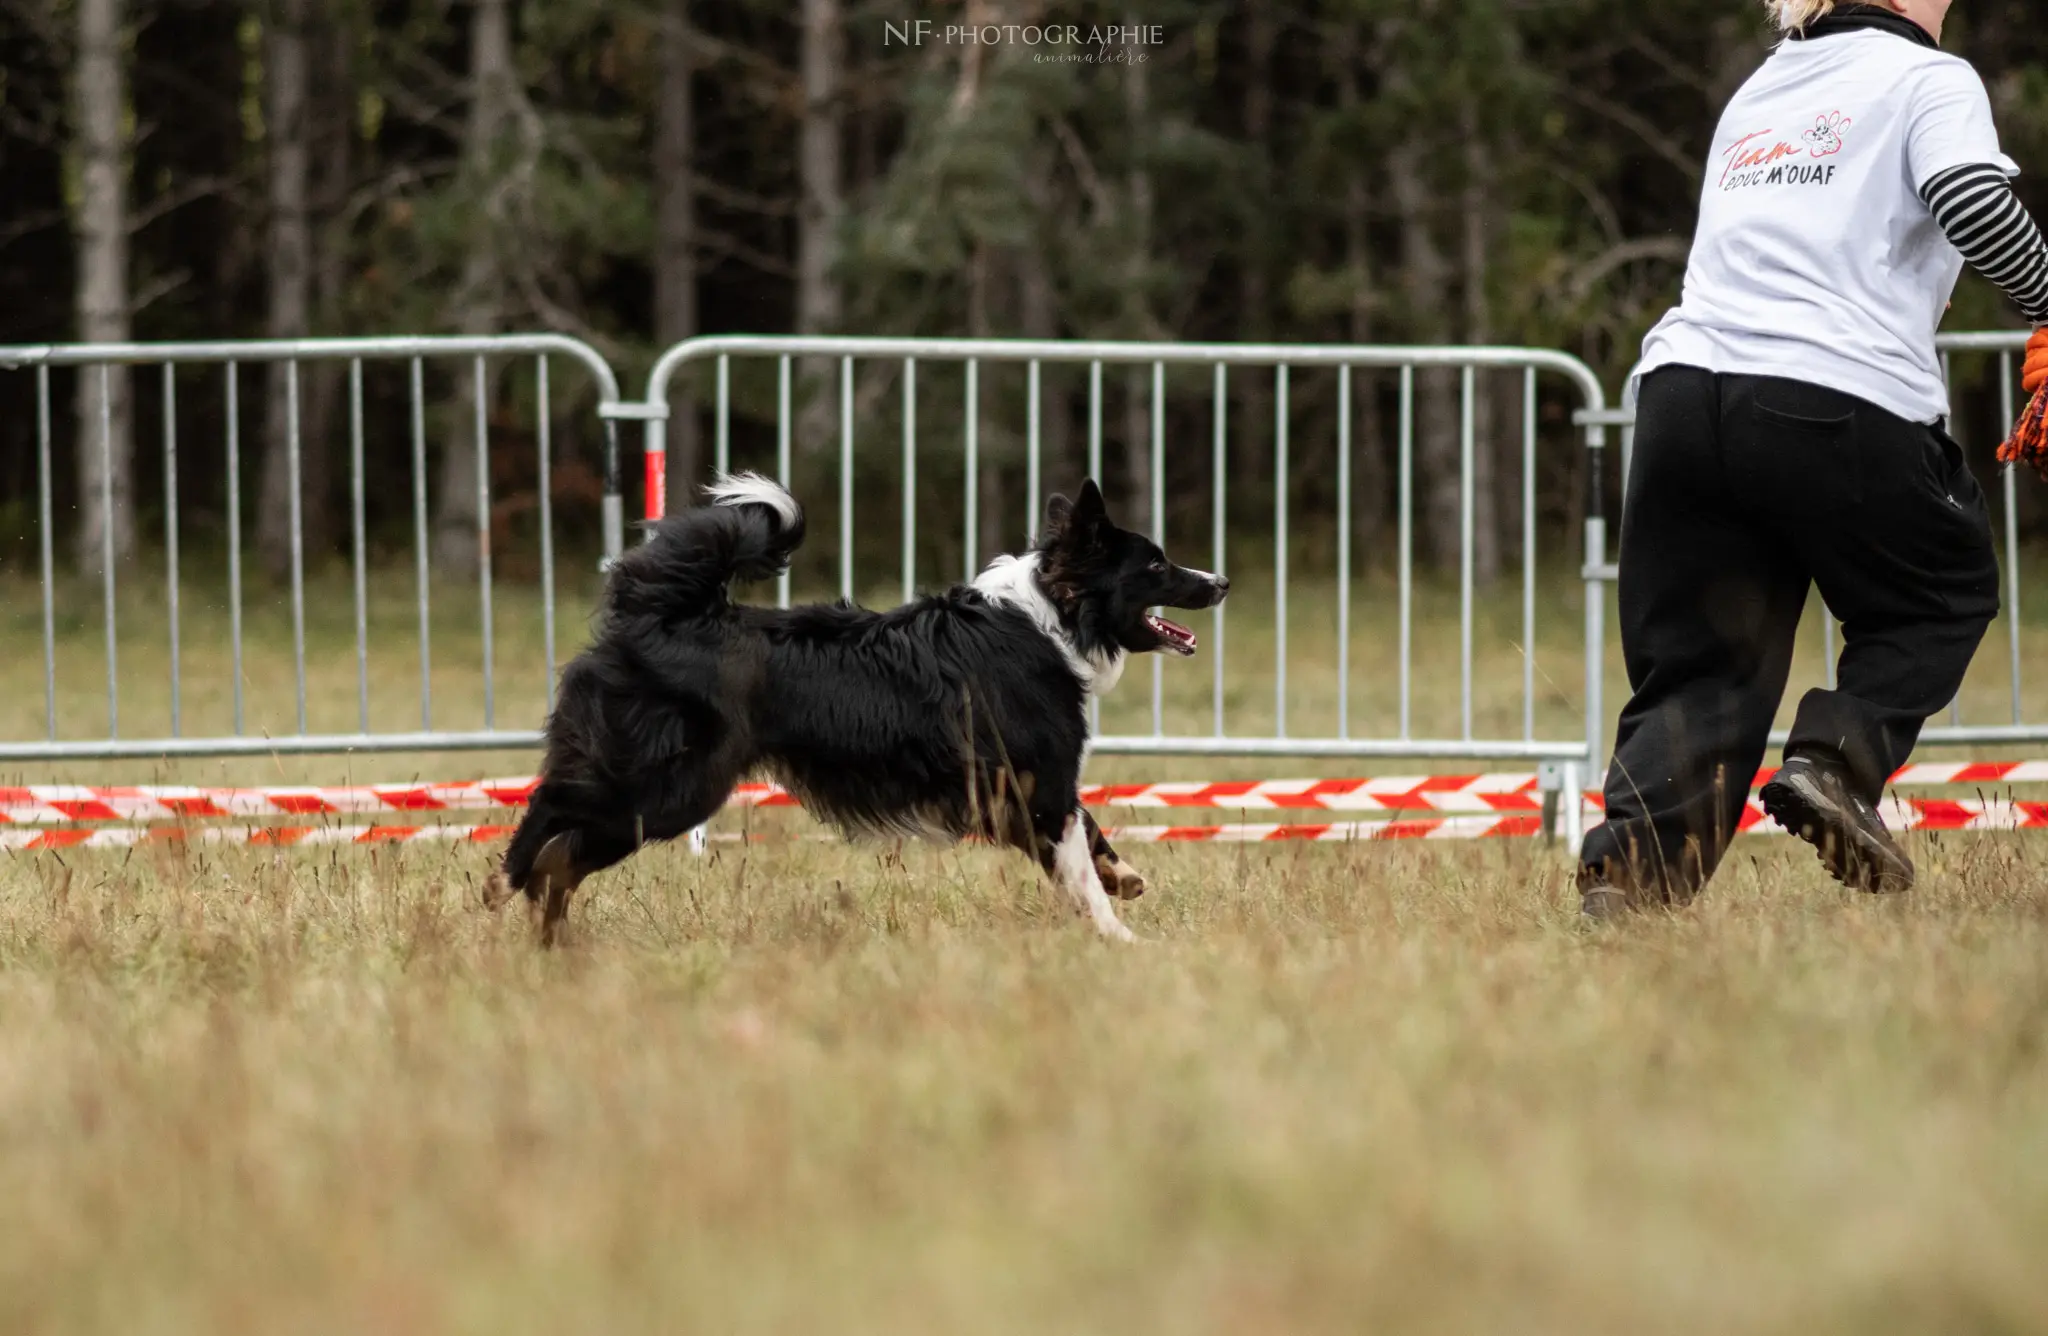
604, 470, 806, 619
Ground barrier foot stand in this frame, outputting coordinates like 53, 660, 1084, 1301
1561, 761, 1587, 858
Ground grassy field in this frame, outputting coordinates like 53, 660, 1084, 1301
2, 833, 2047, 1333
3, 560, 2048, 1331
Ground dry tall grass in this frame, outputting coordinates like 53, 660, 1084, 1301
2, 830, 2046, 1334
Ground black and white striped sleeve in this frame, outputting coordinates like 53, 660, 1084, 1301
1922, 163, 2048, 326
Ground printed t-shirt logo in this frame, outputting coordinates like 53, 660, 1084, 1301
1719, 111, 1852, 190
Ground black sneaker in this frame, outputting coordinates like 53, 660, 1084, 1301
1577, 861, 1642, 921
1758, 755, 1913, 893
1579, 884, 1635, 921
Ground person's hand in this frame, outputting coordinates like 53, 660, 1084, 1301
2026, 327, 2048, 396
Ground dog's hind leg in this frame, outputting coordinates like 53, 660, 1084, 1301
1036, 810, 1136, 943
529, 826, 639, 948
485, 789, 568, 910
531, 833, 579, 947
1080, 808, 1146, 901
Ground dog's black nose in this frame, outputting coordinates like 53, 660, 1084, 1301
1213, 576, 1230, 596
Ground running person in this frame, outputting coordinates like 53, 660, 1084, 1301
1580, 0, 2048, 916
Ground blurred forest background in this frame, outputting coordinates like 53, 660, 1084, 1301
3, 0, 2048, 586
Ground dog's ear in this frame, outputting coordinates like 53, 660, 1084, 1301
1073, 479, 1109, 535
1043, 491, 1074, 535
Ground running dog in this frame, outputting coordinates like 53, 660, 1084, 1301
483, 473, 1229, 944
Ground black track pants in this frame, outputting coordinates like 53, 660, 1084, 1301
1581, 365, 2000, 898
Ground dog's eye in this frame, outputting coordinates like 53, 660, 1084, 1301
1148, 559, 1168, 573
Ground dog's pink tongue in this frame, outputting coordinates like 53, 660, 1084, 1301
1146, 614, 1198, 655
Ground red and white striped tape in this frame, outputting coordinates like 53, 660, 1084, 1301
10, 761, 2048, 827
0, 779, 543, 825
0, 814, 1549, 850
8, 798, 2048, 852
1, 823, 518, 851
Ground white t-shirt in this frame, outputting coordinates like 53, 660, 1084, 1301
1640, 29, 2018, 423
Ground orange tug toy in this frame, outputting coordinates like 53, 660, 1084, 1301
1998, 327, 2048, 476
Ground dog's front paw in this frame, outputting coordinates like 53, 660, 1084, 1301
1093, 916, 1138, 944
481, 870, 515, 910
1094, 855, 1147, 900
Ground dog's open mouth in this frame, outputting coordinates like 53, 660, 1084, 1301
1146, 614, 1198, 656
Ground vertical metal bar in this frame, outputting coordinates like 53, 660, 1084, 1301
1398, 366, 1414, 741
600, 414, 624, 561
2001, 351, 2022, 725
965, 359, 979, 580
840, 356, 854, 602
1212, 363, 1227, 738
287, 361, 307, 734
900, 357, 915, 605
716, 353, 731, 476
536, 356, 557, 707
1089, 360, 1103, 734
778, 355, 793, 608
642, 409, 665, 528
1027, 359, 1042, 540
350, 359, 370, 731
1459, 366, 1475, 741
1275, 364, 1290, 738
1583, 394, 1610, 799
411, 357, 432, 730
162, 364, 180, 737
1336, 364, 1352, 739
1088, 361, 1103, 479
1620, 376, 1636, 496
226, 363, 244, 734
99, 365, 117, 739
475, 355, 496, 729
1523, 367, 1537, 743
1823, 614, 1838, 692
36, 366, 55, 740
1151, 361, 1165, 737
1947, 348, 1964, 726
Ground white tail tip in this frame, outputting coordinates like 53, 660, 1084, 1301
705, 471, 801, 528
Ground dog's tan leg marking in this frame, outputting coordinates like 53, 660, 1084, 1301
531, 833, 582, 949
1093, 850, 1147, 901
1050, 812, 1135, 943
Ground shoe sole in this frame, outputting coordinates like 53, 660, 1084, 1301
1758, 772, 1914, 893
1579, 887, 1637, 922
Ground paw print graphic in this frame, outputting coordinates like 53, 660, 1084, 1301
1802, 111, 1851, 158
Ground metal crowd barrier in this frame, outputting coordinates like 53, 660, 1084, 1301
0, 336, 625, 761
640, 336, 1614, 848
1598, 330, 2040, 755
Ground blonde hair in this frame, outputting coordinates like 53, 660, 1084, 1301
1770, 0, 1837, 31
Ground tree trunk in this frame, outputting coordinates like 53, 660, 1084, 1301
1460, 103, 1501, 585
1021, 152, 1071, 514
1338, 18, 1385, 554
1122, 28, 1152, 533
1232, 0, 1276, 510
655, 0, 702, 497
300, 4, 354, 551
1389, 138, 1461, 573
795, 0, 843, 457
434, 0, 517, 578
71, 0, 134, 572
257, 0, 317, 577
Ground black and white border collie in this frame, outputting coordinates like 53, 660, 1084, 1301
483, 473, 1229, 944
